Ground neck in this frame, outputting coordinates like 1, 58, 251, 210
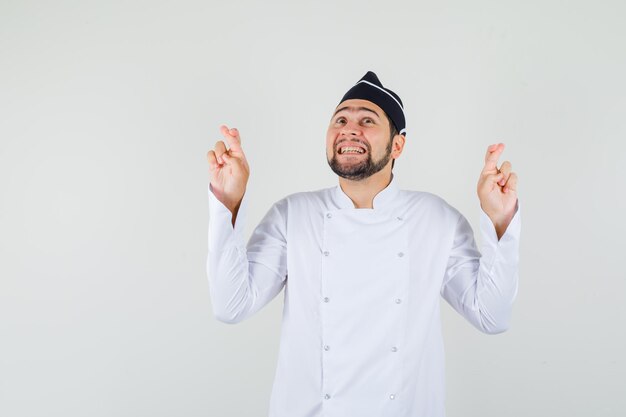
338, 167, 393, 209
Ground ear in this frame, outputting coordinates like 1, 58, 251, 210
391, 133, 406, 159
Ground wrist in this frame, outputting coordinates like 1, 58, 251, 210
228, 198, 243, 216
209, 184, 245, 215
488, 212, 514, 240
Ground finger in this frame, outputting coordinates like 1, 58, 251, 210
503, 172, 518, 193
483, 143, 505, 173
478, 172, 505, 194
498, 160, 512, 186
220, 152, 245, 176
220, 125, 243, 152
214, 140, 227, 163
207, 150, 219, 170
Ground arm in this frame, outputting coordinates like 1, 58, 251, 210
206, 125, 287, 324
440, 204, 521, 334
207, 185, 287, 324
440, 143, 521, 333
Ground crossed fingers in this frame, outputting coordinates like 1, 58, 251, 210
207, 125, 244, 171
481, 143, 518, 193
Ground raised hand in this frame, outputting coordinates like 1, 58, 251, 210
207, 125, 250, 215
477, 143, 518, 239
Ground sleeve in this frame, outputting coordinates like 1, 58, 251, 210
440, 202, 521, 334
206, 184, 288, 324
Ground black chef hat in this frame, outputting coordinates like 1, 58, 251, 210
338, 71, 406, 136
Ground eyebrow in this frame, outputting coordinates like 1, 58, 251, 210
333, 106, 380, 118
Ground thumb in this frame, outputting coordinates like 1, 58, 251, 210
221, 152, 248, 180
221, 151, 233, 163
221, 152, 240, 169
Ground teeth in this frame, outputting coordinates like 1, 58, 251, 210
340, 146, 365, 154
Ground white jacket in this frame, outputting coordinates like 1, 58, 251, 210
207, 174, 521, 417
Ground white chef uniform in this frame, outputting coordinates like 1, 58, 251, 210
207, 174, 521, 417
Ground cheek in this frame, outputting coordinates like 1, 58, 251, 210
325, 133, 335, 152
326, 144, 335, 159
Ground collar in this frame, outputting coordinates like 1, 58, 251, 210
333, 174, 400, 210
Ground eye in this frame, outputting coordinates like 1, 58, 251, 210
335, 117, 346, 124
362, 118, 375, 124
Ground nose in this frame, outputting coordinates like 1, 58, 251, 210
340, 120, 360, 136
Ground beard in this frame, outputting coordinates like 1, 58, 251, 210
327, 138, 393, 181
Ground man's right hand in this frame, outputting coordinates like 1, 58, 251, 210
207, 125, 250, 216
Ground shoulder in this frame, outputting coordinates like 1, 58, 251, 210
397, 189, 463, 224
269, 186, 335, 213
401, 189, 459, 212
286, 186, 333, 202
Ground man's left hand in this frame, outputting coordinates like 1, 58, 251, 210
477, 143, 518, 239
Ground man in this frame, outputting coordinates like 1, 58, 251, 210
206, 71, 520, 417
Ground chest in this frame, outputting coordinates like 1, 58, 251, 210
285, 204, 456, 324
321, 209, 409, 297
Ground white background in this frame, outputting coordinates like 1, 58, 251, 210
1, 0, 625, 416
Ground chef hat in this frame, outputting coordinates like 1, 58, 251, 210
338, 71, 406, 136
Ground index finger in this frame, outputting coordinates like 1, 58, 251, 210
483, 143, 505, 172
220, 125, 242, 152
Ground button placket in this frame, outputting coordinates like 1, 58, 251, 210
322, 208, 409, 407
390, 251, 407, 407
321, 212, 332, 405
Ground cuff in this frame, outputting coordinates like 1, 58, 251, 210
479, 200, 521, 271
208, 183, 248, 253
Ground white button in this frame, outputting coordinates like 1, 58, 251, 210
323, 297, 330, 303
326, 213, 332, 219
323, 251, 330, 256
324, 394, 331, 400
390, 394, 396, 400
397, 252, 404, 257
324, 345, 330, 351
395, 298, 402, 304
391, 346, 398, 352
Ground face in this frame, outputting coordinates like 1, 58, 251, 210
326, 99, 396, 180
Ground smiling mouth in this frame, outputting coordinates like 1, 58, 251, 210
338, 146, 366, 155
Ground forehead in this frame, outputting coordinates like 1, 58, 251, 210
333, 99, 385, 118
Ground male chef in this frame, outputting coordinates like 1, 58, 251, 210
206, 71, 520, 417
